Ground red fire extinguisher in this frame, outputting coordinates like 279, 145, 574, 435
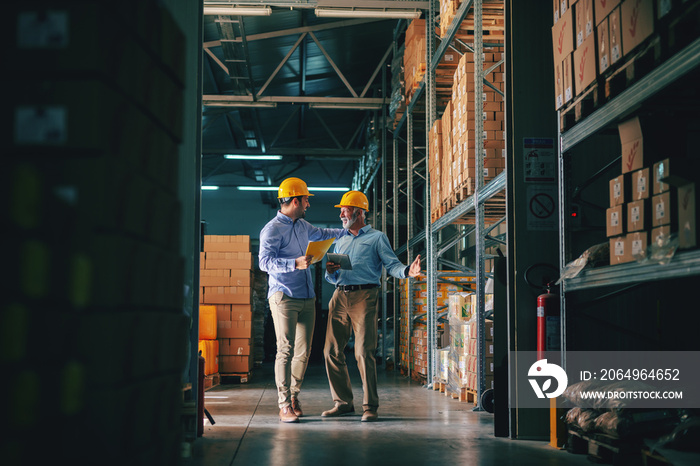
537, 282, 560, 360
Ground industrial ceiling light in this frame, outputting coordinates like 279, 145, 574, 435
238, 186, 349, 191
224, 154, 283, 160
201, 185, 220, 190
202, 4, 272, 16
314, 8, 421, 19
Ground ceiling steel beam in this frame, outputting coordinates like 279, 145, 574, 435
203, 95, 385, 107
202, 148, 365, 158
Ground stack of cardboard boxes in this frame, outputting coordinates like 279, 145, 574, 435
553, 0, 661, 110
398, 273, 475, 380
450, 51, 506, 195
446, 294, 494, 398
403, 18, 460, 106
200, 235, 255, 375
608, 117, 698, 264
429, 49, 506, 221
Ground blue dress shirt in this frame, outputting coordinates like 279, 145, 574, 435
325, 224, 408, 286
259, 211, 346, 299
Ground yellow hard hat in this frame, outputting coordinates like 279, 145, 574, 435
335, 190, 369, 210
278, 177, 314, 198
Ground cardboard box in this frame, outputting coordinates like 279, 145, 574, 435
655, 158, 699, 190
631, 167, 650, 200
653, 158, 670, 194
607, 204, 625, 236
468, 319, 494, 340
621, 0, 654, 56
217, 320, 252, 339
554, 58, 564, 110
575, 0, 595, 46
610, 175, 626, 206
598, 17, 611, 73
466, 355, 495, 375
219, 354, 253, 374
652, 191, 672, 227
609, 6, 623, 65
199, 276, 232, 287
627, 199, 649, 232
553, 7, 576, 64
678, 182, 697, 249
563, 53, 574, 104
628, 231, 648, 259
618, 116, 644, 174
202, 241, 250, 252
573, 33, 597, 96
595, 0, 622, 25
651, 225, 671, 244
610, 235, 632, 264
219, 338, 252, 356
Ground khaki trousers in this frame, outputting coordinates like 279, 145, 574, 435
323, 287, 380, 411
269, 291, 316, 408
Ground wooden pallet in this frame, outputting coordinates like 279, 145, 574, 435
566, 427, 644, 464
220, 372, 252, 384
203, 373, 220, 391
605, 37, 663, 102
560, 80, 604, 132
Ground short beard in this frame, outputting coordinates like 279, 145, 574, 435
342, 210, 359, 230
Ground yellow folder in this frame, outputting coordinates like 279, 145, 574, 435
305, 238, 335, 264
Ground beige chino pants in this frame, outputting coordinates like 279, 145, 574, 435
269, 291, 316, 408
323, 287, 380, 411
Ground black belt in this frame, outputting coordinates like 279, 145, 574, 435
336, 284, 379, 292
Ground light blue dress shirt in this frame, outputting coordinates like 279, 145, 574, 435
325, 224, 408, 286
259, 211, 346, 299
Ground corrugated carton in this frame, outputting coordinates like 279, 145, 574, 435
598, 16, 610, 73
595, 0, 622, 25
553, 7, 576, 64
610, 174, 627, 206
607, 204, 625, 236
621, 0, 654, 56
619, 116, 644, 174
632, 167, 650, 200
627, 199, 650, 232
573, 32, 597, 96
678, 182, 697, 249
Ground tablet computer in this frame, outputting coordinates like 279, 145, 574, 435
327, 253, 352, 270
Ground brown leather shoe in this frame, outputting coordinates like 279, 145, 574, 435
279, 406, 299, 423
321, 404, 355, 417
291, 397, 303, 417
361, 409, 378, 422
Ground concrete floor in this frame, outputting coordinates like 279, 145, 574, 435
183, 360, 590, 466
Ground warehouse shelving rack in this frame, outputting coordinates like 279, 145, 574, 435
557, 36, 700, 365
355, 0, 507, 409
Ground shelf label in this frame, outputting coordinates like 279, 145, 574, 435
524, 137, 556, 183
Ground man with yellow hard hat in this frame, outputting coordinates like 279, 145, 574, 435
259, 177, 348, 423
322, 190, 421, 422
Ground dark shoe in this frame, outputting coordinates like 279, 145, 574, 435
279, 406, 299, 423
361, 410, 378, 422
321, 404, 355, 417
291, 397, 303, 417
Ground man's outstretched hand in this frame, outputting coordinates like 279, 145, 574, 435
408, 254, 422, 277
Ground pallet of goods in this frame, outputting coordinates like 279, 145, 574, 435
200, 235, 255, 380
